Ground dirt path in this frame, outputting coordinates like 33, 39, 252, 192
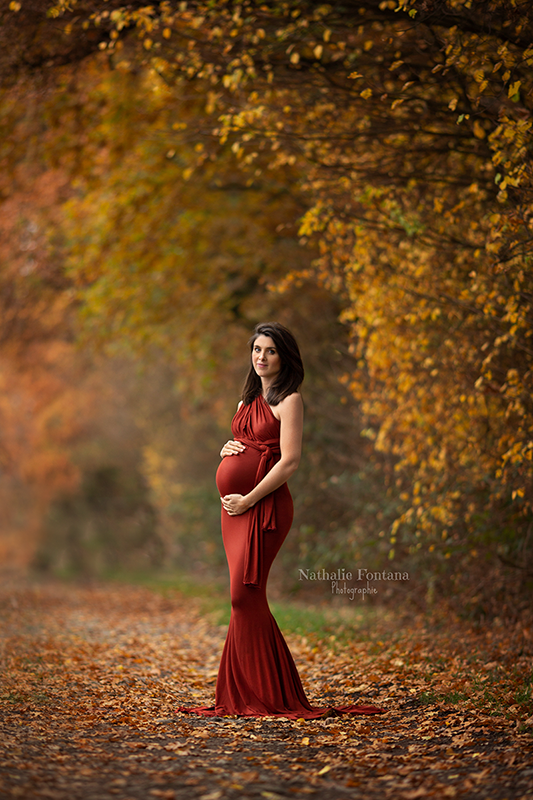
1, 579, 532, 799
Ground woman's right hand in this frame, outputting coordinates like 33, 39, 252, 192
220, 440, 246, 458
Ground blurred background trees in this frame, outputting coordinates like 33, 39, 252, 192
0, 0, 531, 615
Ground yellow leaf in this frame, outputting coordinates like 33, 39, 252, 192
508, 80, 521, 99
317, 765, 332, 775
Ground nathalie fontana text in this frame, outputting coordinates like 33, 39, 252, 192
298, 568, 409, 581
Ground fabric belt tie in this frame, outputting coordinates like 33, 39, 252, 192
237, 436, 281, 587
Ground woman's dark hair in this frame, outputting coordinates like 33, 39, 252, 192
242, 321, 304, 406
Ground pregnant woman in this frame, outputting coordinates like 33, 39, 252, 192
178, 322, 383, 719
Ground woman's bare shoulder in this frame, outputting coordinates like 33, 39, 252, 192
280, 391, 302, 404
277, 392, 303, 414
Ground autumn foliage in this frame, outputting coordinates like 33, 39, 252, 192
0, 1, 532, 608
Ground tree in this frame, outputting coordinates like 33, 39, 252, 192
2, 0, 532, 603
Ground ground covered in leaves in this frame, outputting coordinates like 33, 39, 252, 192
0, 578, 532, 800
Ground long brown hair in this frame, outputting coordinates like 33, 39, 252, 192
242, 322, 304, 406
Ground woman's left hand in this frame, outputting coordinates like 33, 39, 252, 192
221, 493, 251, 516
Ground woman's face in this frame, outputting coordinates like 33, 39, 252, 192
252, 335, 281, 381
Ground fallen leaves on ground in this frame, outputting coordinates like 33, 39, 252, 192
0, 578, 532, 800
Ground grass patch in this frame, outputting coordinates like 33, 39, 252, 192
514, 679, 532, 706
270, 598, 394, 647
419, 689, 470, 705
101, 569, 390, 641
1, 691, 26, 703
418, 666, 533, 721
269, 601, 337, 639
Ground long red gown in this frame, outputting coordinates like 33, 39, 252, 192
177, 395, 383, 719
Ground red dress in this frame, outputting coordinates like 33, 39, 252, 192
178, 395, 383, 719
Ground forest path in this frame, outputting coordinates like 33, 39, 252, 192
0, 579, 531, 800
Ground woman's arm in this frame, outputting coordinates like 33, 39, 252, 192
220, 393, 303, 516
